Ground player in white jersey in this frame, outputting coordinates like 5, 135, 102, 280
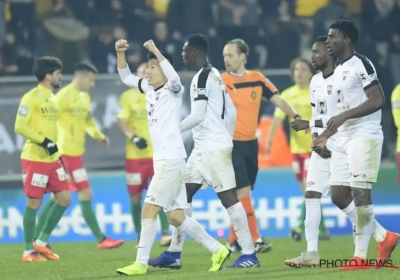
149, 34, 260, 269
114, 39, 231, 276
313, 20, 399, 270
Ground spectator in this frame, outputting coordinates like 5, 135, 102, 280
89, 26, 115, 73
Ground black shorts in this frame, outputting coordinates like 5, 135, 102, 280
232, 139, 259, 189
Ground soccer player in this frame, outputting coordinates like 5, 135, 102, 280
392, 82, 400, 179
115, 39, 231, 275
15, 56, 71, 262
117, 62, 172, 247
33, 62, 124, 250
222, 39, 301, 254
149, 34, 260, 269
313, 20, 399, 269
266, 57, 330, 242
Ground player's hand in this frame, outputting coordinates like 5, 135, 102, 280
314, 146, 332, 159
100, 137, 110, 148
312, 135, 327, 150
291, 119, 309, 131
40, 138, 58, 156
327, 114, 346, 132
131, 136, 147, 149
143, 40, 157, 52
115, 39, 129, 53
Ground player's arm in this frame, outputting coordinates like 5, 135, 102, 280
144, 40, 182, 94
117, 93, 147, 149
85, 112, 105, 141
116, 39, 149, 93
260, 73, 300, 119
327, 64, 384, 131
391, 85, 400, 129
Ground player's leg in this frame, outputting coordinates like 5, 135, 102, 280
33, 196, 56, 240
148, 153, 203, 269
340, 136, 399, 269
33, 160, 71, 260
21, 160, 47, 262
285, 152, 331, 268
291, 153, 307, 241
203, 148, 259, 268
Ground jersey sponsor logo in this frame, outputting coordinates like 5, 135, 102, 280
71, 168, 87, 183
126, 173, 142, 185
18, 106, 28, 116
31, 173, 49, 188
56, 167, 68, 181
317, 100, 327, 115
40, 106, 59, 114
336, 89, 344, 103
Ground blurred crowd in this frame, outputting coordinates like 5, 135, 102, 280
0, 0, 399, 160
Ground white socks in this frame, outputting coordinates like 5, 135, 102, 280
305, 198, 321, 252
35, 240, 47, 247
341, 200, 387, 243
136, 219, 158, 265
354, 205, 375, 259
227, 202, 255, 255
169, 203, 192, 252
179, 216, 221, 254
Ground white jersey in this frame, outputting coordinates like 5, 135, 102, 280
190, 63, 233, 152
310, 71, 338, 144
224, 93, 237, 138
333, 53, 382, 137
118, 63, 187, 160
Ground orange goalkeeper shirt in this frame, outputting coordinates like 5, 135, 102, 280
222, 71, 279, 141
56, 84, 104, 156
14, 84, 60, 163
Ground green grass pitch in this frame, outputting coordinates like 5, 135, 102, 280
1, 236, 399, 279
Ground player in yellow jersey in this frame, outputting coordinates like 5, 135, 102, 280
117, 63, 172, 247
391, 83, 400, 181
266, 58, 329, 242
15, 57, 71, 262
33, 62, 124, 250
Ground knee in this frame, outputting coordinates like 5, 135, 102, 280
26, 197, 42, 210
217, 189, 238, 209
351, 187, 371, 206
141, 203, 161, 219
166, 209, 185, 228
56, 191, 71, 207
78, 188, 93, 201
130, 193, 142, 204
304, 191, 321, 199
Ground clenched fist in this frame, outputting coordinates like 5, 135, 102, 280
115, 39, 129, 53
143, 40, 157, 52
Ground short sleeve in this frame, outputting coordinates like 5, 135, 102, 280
356, 58, 379, 91
259, 72, 278, 100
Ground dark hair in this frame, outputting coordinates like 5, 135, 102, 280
329, 20, 359, 44
315, 35, 328, 44
33, 56, 63, 82
187, 33, 209, 55
289, 57, 315, 79
74, 61, 98, 74
226, 39, 249, 56
148, 51, 174, 66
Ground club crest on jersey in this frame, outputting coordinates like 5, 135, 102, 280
251, 91, 256, 100
359, 72, 367, 81
327, 85, 333, 95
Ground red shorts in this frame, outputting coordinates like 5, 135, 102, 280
61, 155, 90, 192
292, 153, 311, 181
21, 159, 69, 199
126, 158, 153, 195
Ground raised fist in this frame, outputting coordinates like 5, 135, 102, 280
115, 39, 129, 53
143, 40, 157, 52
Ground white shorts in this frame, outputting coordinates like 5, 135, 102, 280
306, 151, 331, 197
330, 135, 383, 189
145, 158, 187, 212
184, 147, 236, 193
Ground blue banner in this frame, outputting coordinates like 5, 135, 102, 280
1, 169, 399, 243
